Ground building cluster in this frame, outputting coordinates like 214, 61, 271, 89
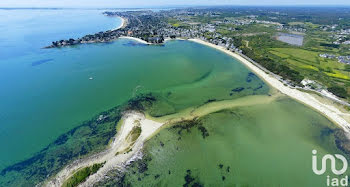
46, 10, 241, 52
224, 18, 256, 25
332, 29, 350, 45
45, 9, 290, 52
48, 30, 122, 48
46, 9, 338, 61
276, 24, 306, 33
46, 11, 166, 48
319, 53, 350, 64
321, 24, 338, 31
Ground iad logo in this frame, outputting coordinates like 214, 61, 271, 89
312, 150, 349, 186
312, 150, 348, 175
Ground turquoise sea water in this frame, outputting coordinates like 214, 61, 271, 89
0, 9, 122, 169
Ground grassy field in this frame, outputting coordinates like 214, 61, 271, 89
219, 21, 350, 99
268, 48, 350, 81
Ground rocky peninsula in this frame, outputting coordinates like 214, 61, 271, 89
44, 11, 166, 48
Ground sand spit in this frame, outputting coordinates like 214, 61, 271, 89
45, 111, 163, 187
45, 94, 277, 186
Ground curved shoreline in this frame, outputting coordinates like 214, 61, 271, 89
112, 17, 126, 31
187, 38, 350, 132
44, 37, 350, 186
115, 35, 350, 132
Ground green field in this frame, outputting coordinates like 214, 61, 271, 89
220, 22, 350, 99
269, 48, 350, 81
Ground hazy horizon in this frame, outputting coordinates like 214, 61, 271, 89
1, 0, 350, 8
1, 5, 350, 9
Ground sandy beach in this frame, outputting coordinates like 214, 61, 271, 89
118, 36, 152, 44
112, 17, 127, 31
188, 38, 350, 132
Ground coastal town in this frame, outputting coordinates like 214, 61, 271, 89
44, 9, 350, 132
46, 9, 350, 50
46, 9, 350, 105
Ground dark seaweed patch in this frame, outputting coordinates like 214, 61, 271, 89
334, 129, 350, 156
192, 69, 212, 83
183, 169, 203, 187
320, 127, 334, 138
53, 134, 68, 146
253, 84, 263, 91
137, 161, 148, 173
172, 119, 201, 134
230, 87, 245, 96
184, 170, 195, 187
172, 119, 209, 139
126, 93, 156, 111
205, 99, 217, 104
31, 58, 53, 66
246, 72, 258, 83
123, 41, 148, 47
232, 87, 245, 92
197, 126, 209, 139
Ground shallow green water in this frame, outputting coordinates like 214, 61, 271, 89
0, 38, 268, 185
113, 97, 345, 187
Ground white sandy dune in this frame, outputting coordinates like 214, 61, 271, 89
45, 111, 163, 187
